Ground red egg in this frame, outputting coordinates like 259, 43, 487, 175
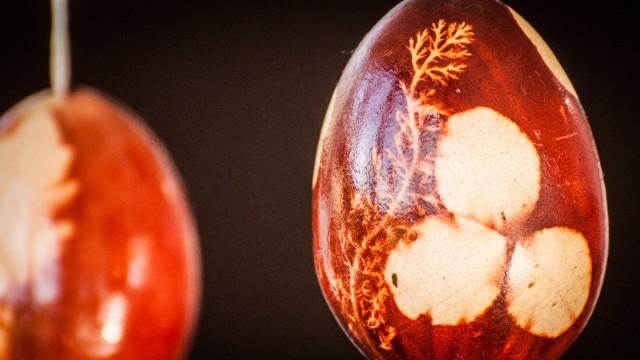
312, 0, 608, 358
0, 89, 200, 359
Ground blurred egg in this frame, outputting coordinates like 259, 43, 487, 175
312, 0, 607, 358
0, 88, 200, 359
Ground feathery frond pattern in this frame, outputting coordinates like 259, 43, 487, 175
331, 20, 474, 350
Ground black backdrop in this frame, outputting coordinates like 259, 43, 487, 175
0, 1, 638, 359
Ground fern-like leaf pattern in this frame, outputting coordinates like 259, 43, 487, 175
332, 20, 474, 351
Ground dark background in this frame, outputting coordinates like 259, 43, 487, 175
0, 0, 637, 359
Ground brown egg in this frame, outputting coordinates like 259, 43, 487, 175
0, 89, 200, 359
312, 0, 608, 359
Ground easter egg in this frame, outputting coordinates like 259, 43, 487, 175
0, 89, 200, 359
312, 0, 608, 359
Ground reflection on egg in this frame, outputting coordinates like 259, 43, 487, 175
0, 89, 200, 359
312, 0, 607, 358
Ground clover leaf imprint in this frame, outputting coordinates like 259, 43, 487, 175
386, 106, 593, 337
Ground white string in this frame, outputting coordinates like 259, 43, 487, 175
51, 0, 70, 97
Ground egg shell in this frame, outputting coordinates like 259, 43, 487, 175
312, 0, 607, 359
0, 89, 200, 359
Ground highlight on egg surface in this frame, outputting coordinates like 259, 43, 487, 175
312, 0, 607, 359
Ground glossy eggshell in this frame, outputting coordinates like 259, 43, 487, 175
312, 0, 607, 359
0, 89, 200, 359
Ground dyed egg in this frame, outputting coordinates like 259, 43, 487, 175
0, 89, 200, 359
312, 0, 607, 359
